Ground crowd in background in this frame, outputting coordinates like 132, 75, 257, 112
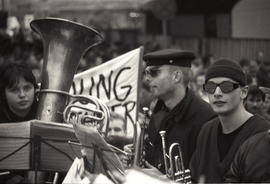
1, 27, 270, 121
189, 51, 270, 121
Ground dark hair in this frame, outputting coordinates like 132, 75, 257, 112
239, 58, 250, 67
0, 63, 38, 101
247, 85, 265, 101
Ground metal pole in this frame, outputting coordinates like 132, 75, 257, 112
1, 0, 4, 10
162, 19, 168, 48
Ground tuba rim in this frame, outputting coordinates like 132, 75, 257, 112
30, 16, 103, 45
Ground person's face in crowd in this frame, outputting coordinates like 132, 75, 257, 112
245, 95, 264, 114
196, 74, 205, 89
263, 93, 270, 113
107, 118, 125, 137
145, 65, 176, 99
5, 76, 35, 117
249, 60, 259, 76
191, 58, 203, 77
205, 77, 247, 116
241, 65, 250, 74
256, 51, 264, 65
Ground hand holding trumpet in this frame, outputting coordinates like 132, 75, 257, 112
121, 144, 165, 179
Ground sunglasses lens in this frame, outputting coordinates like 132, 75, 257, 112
204, 81, 240, 94
219, 81, 236, 93
145, 67, 160, 77
204, 82, 217, 94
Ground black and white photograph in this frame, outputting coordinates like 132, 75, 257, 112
1, 0, 270, 183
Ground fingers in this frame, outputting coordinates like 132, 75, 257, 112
119, 154, 130, 169
123, 144, 133, 153
144, 161, 154, 169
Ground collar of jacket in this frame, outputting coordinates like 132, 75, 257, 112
158, 87, 194, 129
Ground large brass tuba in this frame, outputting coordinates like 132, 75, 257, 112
30, 17, 103, 123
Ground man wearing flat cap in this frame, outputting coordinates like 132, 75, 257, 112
140, 49, 216, 176
190, 58, 270, 183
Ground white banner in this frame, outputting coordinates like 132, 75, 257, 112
70, 47, 143, 136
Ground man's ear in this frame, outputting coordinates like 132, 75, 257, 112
240, 85, 249, 99
172, 70, 182, 83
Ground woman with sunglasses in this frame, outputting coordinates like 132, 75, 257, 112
190, 59, 270, 183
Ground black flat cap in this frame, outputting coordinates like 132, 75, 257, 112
143, 49, 195, 67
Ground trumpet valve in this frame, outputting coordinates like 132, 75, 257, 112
175, 169, 191, 184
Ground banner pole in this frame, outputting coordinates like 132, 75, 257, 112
135, 46, 145, 123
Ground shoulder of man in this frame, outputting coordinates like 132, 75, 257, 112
241, 130, 268, 149
225, 130, 270, 182
198, 116, 219, 135
249, 115, 270, 133
189, 92, 217, 120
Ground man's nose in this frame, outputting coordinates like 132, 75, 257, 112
213, 86, 223, 96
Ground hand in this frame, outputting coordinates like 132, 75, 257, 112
123, 143, 133, 153
120, 144, 134, 169
142, 161, 166, 179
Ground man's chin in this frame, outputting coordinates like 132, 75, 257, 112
213, 108, 231, 116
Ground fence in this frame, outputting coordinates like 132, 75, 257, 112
137, 33, 270, 61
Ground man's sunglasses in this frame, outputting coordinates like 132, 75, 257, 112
203, 81, 240, 94
145, 67, 161, 78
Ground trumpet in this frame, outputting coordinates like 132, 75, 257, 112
111, 107, 149, 168
159, 131, 191, 183
133, 107, 149, 167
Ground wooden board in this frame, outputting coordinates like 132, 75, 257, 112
0, 120, 81, 172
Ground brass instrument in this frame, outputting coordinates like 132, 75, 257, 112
109, 107, 149, 168
159, 131, 191, 183
31, 17, 103, 123
133, 107, 149, 167
30, 17, 105, 184
63, 94, 110, 135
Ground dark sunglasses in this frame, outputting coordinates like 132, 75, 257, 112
145, 67, 161, 78
203, 81, 240, 94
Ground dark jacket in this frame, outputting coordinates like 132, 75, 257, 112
145, 88, 216, 173
0, 100, 38, 184
257, 67, 270, 88
225, 130, 270, 183
0, 100, 37, 123
190, 115, 270, 183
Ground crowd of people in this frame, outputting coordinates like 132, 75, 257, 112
1, 25, 270, 184
0, 28, 136, 83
